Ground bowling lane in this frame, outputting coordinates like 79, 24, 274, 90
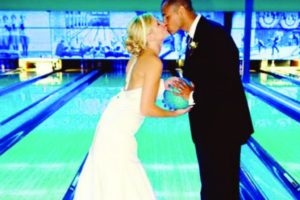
251, 72, 300, 102
0, 72, 123, 200
246, 91, 300, 184
0, 71, 85, 122
0, 74, 24, 89
0, 70, 41, 89
241, 145, 295, 199
137, 111, 200, 200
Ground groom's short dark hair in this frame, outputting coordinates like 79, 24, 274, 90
161, 0, 194, 11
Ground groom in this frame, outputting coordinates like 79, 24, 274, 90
161, 0, 254, 199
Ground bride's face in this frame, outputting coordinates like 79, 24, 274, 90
149, 18, 169, 42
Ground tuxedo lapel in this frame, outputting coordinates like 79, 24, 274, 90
183, 17, 206, 74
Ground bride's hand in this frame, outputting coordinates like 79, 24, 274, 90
173, 105, 193, 116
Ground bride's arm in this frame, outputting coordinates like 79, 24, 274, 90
140, 56, 191, 117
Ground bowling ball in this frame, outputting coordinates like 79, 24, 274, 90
163, 78, 192, 110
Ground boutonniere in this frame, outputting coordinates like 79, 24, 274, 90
177, 58, 184, 68
189, 40, 198, 49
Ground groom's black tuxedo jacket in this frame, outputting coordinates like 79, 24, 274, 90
183, 16, 254, 144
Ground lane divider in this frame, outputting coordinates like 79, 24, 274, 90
0, 70, 61, 97
63, 155, 87, 200
247, 138, 300, 199
259, 69, 300, 87
0, 70, 102, 156
0, 72, 89, 126
244, 82, 300, 198
240, 164, 267, 200
244, 82, 300, 122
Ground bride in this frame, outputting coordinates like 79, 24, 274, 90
73, 13, 192, 200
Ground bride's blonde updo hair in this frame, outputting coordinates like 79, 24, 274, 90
125, 13, 155, 56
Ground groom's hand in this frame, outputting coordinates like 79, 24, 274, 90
176, 80, 195, 100
164, 77, 181, 91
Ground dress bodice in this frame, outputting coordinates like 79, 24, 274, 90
115, 78, 164, 114
121, 57, 165, 107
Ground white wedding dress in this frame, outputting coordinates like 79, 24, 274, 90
73, 59, 164, 200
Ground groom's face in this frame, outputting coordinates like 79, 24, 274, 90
162, 4, 181, 34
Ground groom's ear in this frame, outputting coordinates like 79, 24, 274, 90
177, 5, 185, 17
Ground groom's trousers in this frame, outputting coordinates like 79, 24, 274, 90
195, 138, 241, 200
